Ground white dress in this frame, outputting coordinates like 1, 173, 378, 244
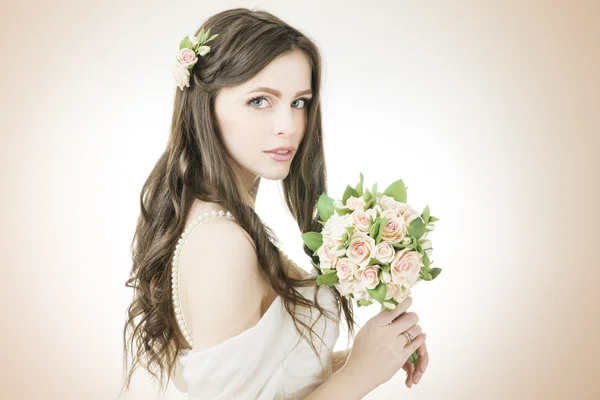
170, 210, 341, 399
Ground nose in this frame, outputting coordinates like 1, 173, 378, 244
273, 106, 298, 137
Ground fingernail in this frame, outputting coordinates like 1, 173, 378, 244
415, 376, 421, 384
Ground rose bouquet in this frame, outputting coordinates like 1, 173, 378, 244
302, 173, 441, 363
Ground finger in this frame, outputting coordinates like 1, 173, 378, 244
395, 323, 422, 345
405, 332, 427, 357
412, 345, 426, 384
417, 341, 429, 373
375, 296, 412, 326
404, 361, 414, 388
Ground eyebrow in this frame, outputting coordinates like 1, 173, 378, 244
245, 87, 313, 98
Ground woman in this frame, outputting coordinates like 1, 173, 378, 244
120, 7, 429, 399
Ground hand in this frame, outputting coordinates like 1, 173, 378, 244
402, 339, 429, 387
343, 296, 427, 390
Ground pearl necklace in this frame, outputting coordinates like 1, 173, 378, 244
171, 209, 306, 349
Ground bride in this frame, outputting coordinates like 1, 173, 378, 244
120, 7, 429, 399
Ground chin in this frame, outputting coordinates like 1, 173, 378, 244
259, 168, 291, 181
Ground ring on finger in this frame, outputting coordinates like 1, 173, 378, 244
399, 330, 414, 343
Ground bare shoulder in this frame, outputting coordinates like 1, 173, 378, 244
177, 215, 267, 351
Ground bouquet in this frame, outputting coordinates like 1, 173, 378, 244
302, 173, 441, 364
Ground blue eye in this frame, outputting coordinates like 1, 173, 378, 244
248, 96, 312, 109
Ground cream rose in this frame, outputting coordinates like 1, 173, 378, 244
197, 45, 211, 56
381, 270, 392, 283
357, 265, 381, 290
335, 258, 360, 281
385, 281, 399, 300
351, 208, 377, 234
380, 209, 408, 244
397, 203, 420, 225
346, 196, 366, 211
346, 231, 376, 268
351, 284, 370, 302
317, 244, 337, 269
323, 236, 346, 257
390, 248, 422, 287
178, 48, 198, 67
393, 284, 411, 303
172, 64, 191, 90
378, 195, 402, 211
334, 278, 353, 296
322, 214, 353, 242
374, 241, 395, 263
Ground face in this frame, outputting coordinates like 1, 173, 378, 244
213, 50, 312, 190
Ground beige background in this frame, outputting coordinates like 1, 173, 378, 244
1, 0, 598, 399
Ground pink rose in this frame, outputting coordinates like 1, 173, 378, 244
178, 48, 198, 67
346, 232, 375, 268
390, 248, 422, 287
380, 209, 407, 244
357, 265, 380, 290
373, 241, 395, 263
317, 244, 337, 269
335, 258, 360, 281
351, 208, 377, 234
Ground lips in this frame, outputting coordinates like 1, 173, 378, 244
265, 146, 295, 153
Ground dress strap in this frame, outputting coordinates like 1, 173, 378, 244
171, 210, 236, 349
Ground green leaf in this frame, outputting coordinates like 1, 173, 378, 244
345, 226, 355, 238
382, 300, 398, 310
363, 189, 372, 203
316, 192, 335, 223
371, 182, 378, 198
337, 207, 354, 216
206, 33, 219, 42
408, 217, 426, 240
342, 185, 359, 205
179, 36, 194, 50
383, 178, 407, 203
429, 267, 442, 279
317, 271, 339, 286
368, 216, 379, 238
197, 28, 205, 44
302, 232, 323, 252
375, 217, 387, 244
358, 299, 374, 307
367, 281, 387, 304
429, 215, 440, 222
367, 257, 388, 267
354, 172, 364, 197
408, 351, 420, 364
364, 197, 377, 210
203, 28, 212, 43
422, 252, 431, 268
422, 205, 430, 224
341, 231, 348, 243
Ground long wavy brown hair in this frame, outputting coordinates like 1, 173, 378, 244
119, 7, 357, 396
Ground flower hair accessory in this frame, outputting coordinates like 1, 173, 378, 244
172, 27, 219, 91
